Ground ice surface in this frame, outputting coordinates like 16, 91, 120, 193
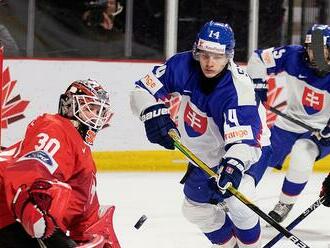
97, 170, 330, 248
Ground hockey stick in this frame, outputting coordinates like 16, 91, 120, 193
264, 104, 319, 133
263, 196, 325, 248
168, 129, 310, 248
311, 29, 330, 73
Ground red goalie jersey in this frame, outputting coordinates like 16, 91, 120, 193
0, 79, 119, 248
0, 113, 99, 236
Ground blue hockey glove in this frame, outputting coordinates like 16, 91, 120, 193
320, 174, 330, 207
253, 78, 268, 103
216, 157, 244, 198
317, 123, 330, 146
140, 103, 179, 150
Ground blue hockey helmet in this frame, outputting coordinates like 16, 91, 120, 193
304, 24, 330, 46
193, 21, 235, 59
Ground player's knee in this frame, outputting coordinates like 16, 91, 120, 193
229, 204, 259, 230
182, 197, 226, 233
292, 139, 318, 160
227, 176, 259, 229
290, 139, 318, 173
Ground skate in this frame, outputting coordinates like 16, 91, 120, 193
268, 201, 293, 223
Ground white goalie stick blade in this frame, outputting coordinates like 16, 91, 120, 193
76, 234, 106, 248
311, 29, 330, 73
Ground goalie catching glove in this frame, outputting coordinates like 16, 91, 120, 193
12, 179, 71, 239
216, 157, 244, 198
140, 103, 179, 150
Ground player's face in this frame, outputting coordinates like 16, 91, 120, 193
198, 50, 229, 78
75, 95, 113, 130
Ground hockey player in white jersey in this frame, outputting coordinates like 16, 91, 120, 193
247, 24, 330, 223
130, 21, 271, 248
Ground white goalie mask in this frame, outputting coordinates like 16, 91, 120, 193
59, 79, 113, 145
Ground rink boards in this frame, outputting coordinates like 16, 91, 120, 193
92, 150, 330, 172
1, 58, 329, 172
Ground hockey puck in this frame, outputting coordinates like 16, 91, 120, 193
134, 214, 147, 229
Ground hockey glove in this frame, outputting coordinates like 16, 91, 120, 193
253, 78, 268, 103
141, 103, 179, 150
317, 122, 330, 146
320, 174, 330, 207
12, 179, 71, 239
216, 157, 244, 198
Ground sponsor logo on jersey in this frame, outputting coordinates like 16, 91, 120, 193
21, 150, 58, 174
224, 125, 254, 144
302, 86, 324, 114
261, 47, 276, 68
183, 102, 207, 137
1, 66, 29, 129
140, 73, 163, 94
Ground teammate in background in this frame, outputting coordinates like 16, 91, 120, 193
130, 21, 271, 248
0, 79, 120, 248
320, 173, 330, 207
247, 24, 330, 223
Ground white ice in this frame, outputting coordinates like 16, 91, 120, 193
97, 170, 330, 248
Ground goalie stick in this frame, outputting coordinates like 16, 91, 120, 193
168, 129, 310, 248
263, 196, 325, 248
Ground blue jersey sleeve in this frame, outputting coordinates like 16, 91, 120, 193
254, 45, 305, 76
134, 52, 196, 101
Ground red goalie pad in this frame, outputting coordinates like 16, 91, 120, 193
77, 205, 121, 248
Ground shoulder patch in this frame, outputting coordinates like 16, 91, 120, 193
140, 73, 163, 95
261, 47, 276, 68
19, 150, 58, 174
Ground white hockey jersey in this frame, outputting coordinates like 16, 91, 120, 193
247, 45, 330, 133
131, 51, 270, 169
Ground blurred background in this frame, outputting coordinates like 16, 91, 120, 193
0, 0, 329, 62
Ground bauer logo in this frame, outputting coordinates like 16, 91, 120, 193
183, 102, 207, 137
302, 86, 324, 114
1, 67, 29, 129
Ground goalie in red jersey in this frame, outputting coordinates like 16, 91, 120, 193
0, 79, 120, 248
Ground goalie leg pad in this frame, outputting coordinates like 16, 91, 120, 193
83, 205, 121, 248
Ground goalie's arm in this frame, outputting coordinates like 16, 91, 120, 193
3, 159, 71, 239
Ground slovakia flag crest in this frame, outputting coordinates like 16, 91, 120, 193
301, 87, 324, 115
184, 103, 207, 137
